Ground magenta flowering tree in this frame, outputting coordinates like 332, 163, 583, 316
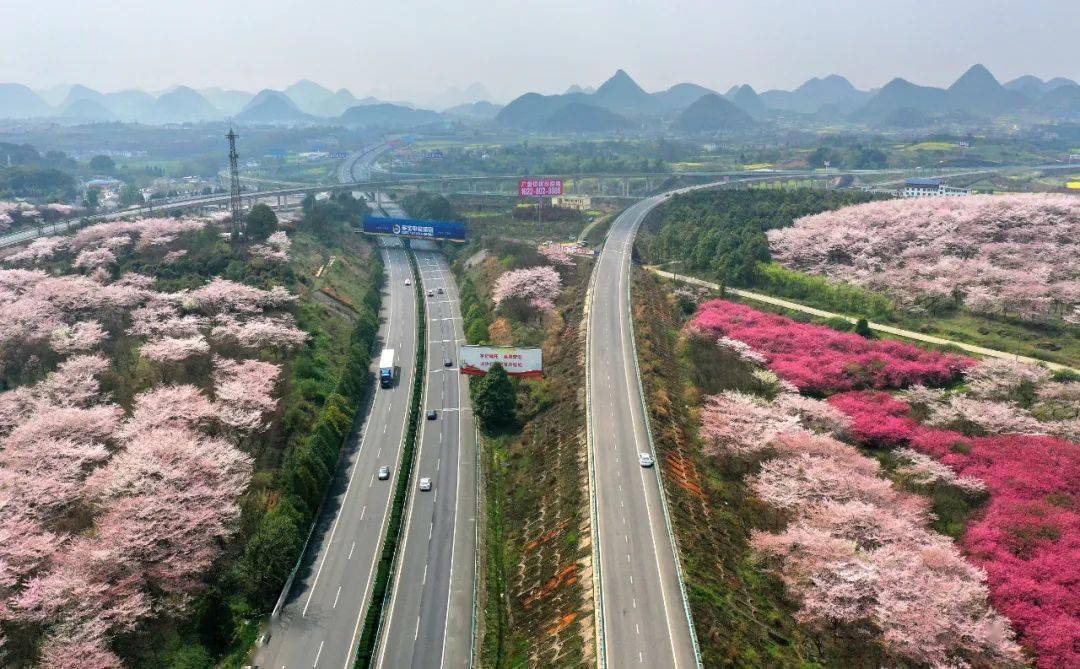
691, 299, 971, 394
768, 194, 1080, 323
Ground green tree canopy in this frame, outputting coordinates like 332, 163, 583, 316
246, 203, 278, 240
471, 362, 516, 430
88, 155, 116, 174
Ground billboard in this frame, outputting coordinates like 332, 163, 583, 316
363, 216, 467, 242
459, 345, 542, 378
519, 178, 563, 197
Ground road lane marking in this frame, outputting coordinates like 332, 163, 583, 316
314, 641, 324, 667
348, 542, 355, 559
333, 586, 341, 609
360, 506, 366, 520
615, 221, 684, 668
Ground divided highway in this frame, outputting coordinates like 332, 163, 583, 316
373, 249, 477, 669
587, 194, 699, 668
255, 237, 417, 669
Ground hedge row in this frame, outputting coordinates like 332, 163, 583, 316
354, 243, 426, 667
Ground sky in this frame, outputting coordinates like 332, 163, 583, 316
3, 0, 1077, 104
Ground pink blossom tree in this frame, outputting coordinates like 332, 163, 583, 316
212, 356, 281, 434
491, 266, 561, 309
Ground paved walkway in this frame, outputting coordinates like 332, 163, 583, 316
645, 266, 1077, 374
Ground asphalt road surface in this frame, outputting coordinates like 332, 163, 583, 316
373, 249, 477, 669
255, 237, 417, 669
587, 194, 699, 668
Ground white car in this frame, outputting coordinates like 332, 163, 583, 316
638, 452, 654, 468
405, 278, 412, 286
419, 477, 432, 491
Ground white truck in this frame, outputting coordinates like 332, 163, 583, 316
379, 348, 396, 388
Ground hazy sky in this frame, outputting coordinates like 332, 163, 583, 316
4, 0, 1077, 103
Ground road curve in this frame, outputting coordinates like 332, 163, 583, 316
373, 249, 477, 669
587, 194, 699, 669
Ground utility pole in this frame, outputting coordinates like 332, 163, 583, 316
227, 126, 243, 238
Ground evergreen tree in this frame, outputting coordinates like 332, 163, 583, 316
471, 363, 516, 430
246, 203, 278, 240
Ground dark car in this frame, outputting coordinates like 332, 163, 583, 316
444, 357, 453, 367
426, 409, 437, 420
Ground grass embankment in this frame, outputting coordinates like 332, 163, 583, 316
354, 243, 425, 668
630, 268, 818, 668
122, 226, 384, 667
451, 241, 595, 668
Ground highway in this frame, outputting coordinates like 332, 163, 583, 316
255, 237, 417, 669
587, 194, 699, 668
373, 249, 477, 669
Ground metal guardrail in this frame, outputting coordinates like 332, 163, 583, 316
582, 250, 607, 669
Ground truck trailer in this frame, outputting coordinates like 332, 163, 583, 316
379, 348, 396, 388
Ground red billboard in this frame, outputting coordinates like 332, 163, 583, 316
519, 178, 563, 197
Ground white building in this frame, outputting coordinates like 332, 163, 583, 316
902, 177, 972, 198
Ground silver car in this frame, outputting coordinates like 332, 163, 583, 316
377, 466, 390, 480
638, 452, 654, 468
419, 477, 432, 491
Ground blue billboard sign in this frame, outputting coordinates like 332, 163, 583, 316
363, 216, 467, 242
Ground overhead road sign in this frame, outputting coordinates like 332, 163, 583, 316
519, 178, 563, 197
459, 345, 543, 378
363, 215, 467, 242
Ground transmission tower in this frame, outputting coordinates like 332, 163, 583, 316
226, 126, 243, 237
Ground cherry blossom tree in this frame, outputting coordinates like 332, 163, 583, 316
212, 356, 281, 434
139, 335, 210, 363
768, 194, 1080, 323
73, 247, 117, 271
49, 321, 108, 355
210, 314, 308, 351
117, 385, 216, 439
491, 266, 561, 308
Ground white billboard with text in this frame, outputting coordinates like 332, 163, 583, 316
459, 345, 543, 378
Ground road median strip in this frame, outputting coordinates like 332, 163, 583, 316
354, 242, 426, 668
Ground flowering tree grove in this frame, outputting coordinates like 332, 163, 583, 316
767, 194, 1080, 323
0, 212, 298, 662
690, 299, 970, 394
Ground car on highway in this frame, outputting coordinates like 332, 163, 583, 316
444, 357, 453, 367
405, 278, 411, 286
418, 477, 432, 492
378, 466, 390, 480
638, 452, 654, 467
427, 409, 437, 420
436, 287, 444, 294
427, 290, 433, 297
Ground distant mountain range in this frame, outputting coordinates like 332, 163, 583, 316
495, 65, 1079, 131
1, 65, 1076, 130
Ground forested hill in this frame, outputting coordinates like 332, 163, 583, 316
639, 188, 881, 286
